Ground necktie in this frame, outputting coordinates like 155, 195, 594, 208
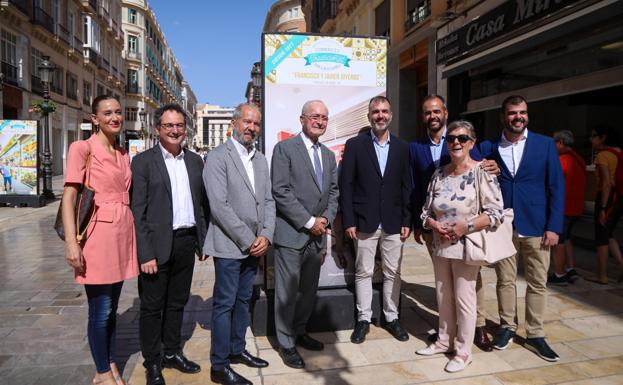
313, 144, 323, 191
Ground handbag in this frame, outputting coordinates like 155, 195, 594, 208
464, 166, 516, 266
54, 141, 96, 242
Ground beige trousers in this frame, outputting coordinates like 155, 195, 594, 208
355, 230, 403, 322
495, 236, 550, 338
433, 256, 481, 358
423, 231, 487, 327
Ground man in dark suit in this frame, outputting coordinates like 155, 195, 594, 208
204, 103, 275, 385
131, 104, 209, 385
271, 100, 339, 369
480, 95, 564, 362
409, 94, 498, 352
339, 96, 411, 344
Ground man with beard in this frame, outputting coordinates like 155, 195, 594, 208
132, 104, 209, 385
409, 94, 497, 352
339, 96, 411, 344
480, 95, 564, 362
203, 103, 275, 385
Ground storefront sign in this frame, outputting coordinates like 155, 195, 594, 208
437, 0, 583, 64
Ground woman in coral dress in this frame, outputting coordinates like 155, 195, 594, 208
61, 95, 138, 385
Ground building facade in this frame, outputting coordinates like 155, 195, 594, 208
1, 0, 126, 175
195, 104, 234, 151
263, 0, 306, 33
121, 0, 193, 148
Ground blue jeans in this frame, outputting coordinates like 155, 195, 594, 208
210, 256, 258, 370
85, 282, 123, 373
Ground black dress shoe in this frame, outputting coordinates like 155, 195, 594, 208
385, 319, 409, 341
162, 352, 201, 373
145, 363, 165, 385
295, 334, 324, 351
229, 350, 269, 368
350, 320, 370, 344
278, 347, 305, 369
474, 326, 493, 352
210, 366, 252, 385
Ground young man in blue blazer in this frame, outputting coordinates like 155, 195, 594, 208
479, 95, 564, 362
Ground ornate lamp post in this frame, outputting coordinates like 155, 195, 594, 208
251, 62, 262, 107
38, 55, 55, 200
139, 107, 147, 147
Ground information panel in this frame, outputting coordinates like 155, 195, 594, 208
0, 120, 38, 196
262, 33, 388, 288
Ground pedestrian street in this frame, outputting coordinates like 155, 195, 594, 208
1, 197, 623, 385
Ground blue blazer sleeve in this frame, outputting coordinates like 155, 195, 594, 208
545, 138, 565, 234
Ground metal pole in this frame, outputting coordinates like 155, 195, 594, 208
41, 80, 55, 199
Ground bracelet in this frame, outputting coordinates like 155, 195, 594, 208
467, 220, 475, 233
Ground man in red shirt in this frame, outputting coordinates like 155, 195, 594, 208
549, 130, 586, 285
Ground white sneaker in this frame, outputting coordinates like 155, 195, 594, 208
444, 356, 472, 373
416, 343, 452, 356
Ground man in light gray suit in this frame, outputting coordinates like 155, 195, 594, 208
271, 100, 339, 369
204, 103, 275, 385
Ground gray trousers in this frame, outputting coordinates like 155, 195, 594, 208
274, 240, 323, 349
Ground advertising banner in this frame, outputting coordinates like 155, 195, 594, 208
0, 120, 38, 196
128, 139, 146, 162
262, 33, 388, 289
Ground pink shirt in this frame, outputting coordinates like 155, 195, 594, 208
65, 135, 138, 284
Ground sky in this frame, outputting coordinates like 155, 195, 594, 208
149, 0, 278, 107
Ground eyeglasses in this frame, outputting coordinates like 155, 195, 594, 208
160, 123, 185, 131
302, 114, 329, 122
446, 134, 473, 144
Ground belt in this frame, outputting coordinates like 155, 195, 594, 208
173, 226, 196, 236
94, 191, 130, 205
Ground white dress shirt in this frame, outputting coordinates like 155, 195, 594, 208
231, 137, 256, 193
159, 143, 195, 230
499, 129, 528, 177
498, 129, 528, 237
300, 133, 323, 229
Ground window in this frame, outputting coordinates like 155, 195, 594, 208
126, 69, 139, 93
83, 80, 91, 105
375, 0, 390, 37
96, 84, 104, 97
51, 63, 64, 95
66, 72, 78, 100
68, 11, 75, 37
127, 35, 138, 54
128, 8, 137, 24
125, 107, 138, 121
1, 30, 18, 84
30, 47, 44, 94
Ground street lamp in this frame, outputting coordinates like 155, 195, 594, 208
251, 62, 262, 107
38, 55, 55, 200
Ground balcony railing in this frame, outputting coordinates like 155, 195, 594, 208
57, 24, 71, 45
84, 47, 100, 66
32, 6, 55, 35
101, 57, 110, 72
126, 51, 140, 60
73, 36, 84, 56
1, 61, 19, 86
31, 75, 44, 95
405, 0, 431, 32
126, 84, 141, 94
9, 0, 31, 17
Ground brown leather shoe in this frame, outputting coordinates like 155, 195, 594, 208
474, 326, 493, 352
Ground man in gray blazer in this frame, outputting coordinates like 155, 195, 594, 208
271, 100, 339, 369
204, 103, 275, 385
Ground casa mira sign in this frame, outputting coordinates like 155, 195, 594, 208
436, 0, 583, 64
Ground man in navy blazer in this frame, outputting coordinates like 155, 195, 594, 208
409, 94, 498, 352
479, 95, 564, 362
339, 96, 411, 344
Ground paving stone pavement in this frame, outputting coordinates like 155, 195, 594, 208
1, 186, 623, 384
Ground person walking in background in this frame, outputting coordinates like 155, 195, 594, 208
339, 96, 411, 344
409, 94, 499, 352
204, 103, 274, 385
131, 104, 209, 385
480, 95, 564, 362
589, 125, 623, 284
61, 95, 139, 385
271, 100, 339, 369
416, 120, 505, 372
549, 130, 586, 286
